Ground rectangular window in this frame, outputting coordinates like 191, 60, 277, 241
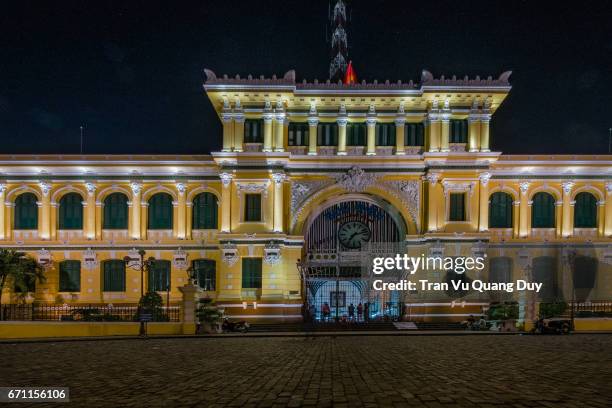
376, 123, 396, 146
149, 260, 171, 292
244, 119, 263, 143
450, 119, 468, 143
288, 122, 309, 146
244, 194, 262, 222
242, 258, 262, 289
405, 122, 425, 146
59, 260, 81, 292
317, 123, 338, 146
449, 193, 466, 221
347, 123, 366, 146
103, 260, 126, 292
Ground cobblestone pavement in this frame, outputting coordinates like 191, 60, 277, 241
1, 335, 610, 407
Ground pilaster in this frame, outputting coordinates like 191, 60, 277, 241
561, 182, 574, 237
0, 184, 5, 240
221, 99, 234, 152
176, 183, 186, 239
85, 182, 96, 239
440, 101, 450, 152
272, 173, 286, 233
478, 173, 491, 231
606, 183, 612, 236
307, 115, 319, 155
233, 109, 245, 153
426, 173, 440, 232
274, 100, 285, 152
130, 182, 142, 240
394, 114, 406, 155
366, 105, 376, 155
38, 181, 51, 240
263, 101, 273, 152
220, 173, 233, 233
519, 182, 530, 237
427, 105, 440, 152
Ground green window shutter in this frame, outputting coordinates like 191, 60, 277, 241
288, 122, 309, 146
59, 260, 81, 292
532, 192, 555, 228
193, 259, 216, 291
574, 192, 597, 228
244, 119, 263, 143
58, 193, 83, 230
347, 123, 366, 146
14, 193, 38, 230
317, 123, 338, 146
148, 193, 173, 229
375, 123, 396, 146
489, 192, 513, 228
103, 260, 125, 292
244, 194, 261, 222
192, 192, 218, 229
405, 122, 424, 146
148, 260, 171, 292
242, 258, 262, 289
103, 193, 129, 229
450, 119, 468, 143
449, 193, 466, 221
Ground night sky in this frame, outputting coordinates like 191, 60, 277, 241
1, 0, 611, 155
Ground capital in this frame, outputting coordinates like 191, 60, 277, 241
39, 181, 51, 196
479, 172, 492, 186
130, 182, 142, 195
176, 182, 186, 195
394, 117, 406, 127
85, 182, 96, 196
271, 172, 286, 185
519, 182, 530, 195
0, 183, 6, 194
307, 116, 319, 126
561, 181, 574, 195
220, 172, 234, 187
606, 182, 612, 196
425, 172, 439, 186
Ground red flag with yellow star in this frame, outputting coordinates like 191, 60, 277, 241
344, 60, 357, 84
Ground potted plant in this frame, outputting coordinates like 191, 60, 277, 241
196, 297, 223, 333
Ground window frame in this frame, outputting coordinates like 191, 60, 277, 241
450, 119, 468, 143
148, 259, 171, 292
103, 192, 129, 230
192, 192, 218, 229
14, 192, 38, 230
102, 260, 126, 292
288, 122, 309, 146
59, 260, 81, 292
242, 258, 262, 289
375, 123, 396, 146
449, 192, 467, 222
531, 192, 556, 228
244, 119, 264, 143
244, 193, 262, 222
489, 192, 513, 228
148, 192, 174, 230
192, 259, 216, 291
573, 192, 597, 228
58, 192, 84, 230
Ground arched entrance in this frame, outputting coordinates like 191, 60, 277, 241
298, 196, 405, 321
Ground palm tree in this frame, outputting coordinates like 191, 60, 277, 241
0, 249, 46, 320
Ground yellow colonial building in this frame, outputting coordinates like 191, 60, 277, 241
1, 69, 611, 322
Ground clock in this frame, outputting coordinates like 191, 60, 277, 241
338, 221, 371, 249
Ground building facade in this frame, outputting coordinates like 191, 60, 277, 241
1, 69, 610, 322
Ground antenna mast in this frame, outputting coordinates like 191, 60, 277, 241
329, 0, 348, 81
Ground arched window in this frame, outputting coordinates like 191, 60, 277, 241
533, 256, 558, 301
489, 192, 513, 228
148, 193, 173, 229
14, 193, 38, 229
574, 192, 597, 228
532, 192, 555, 228
192, 259, 216, 291
192, 193, 218, 229
59, 260, 81, 292
58, 192, 83, 229
149, 260, 171, 292
103, 193, 129, 229
102, 260, 125, 292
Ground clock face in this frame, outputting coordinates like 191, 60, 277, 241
338, 221, 371, 249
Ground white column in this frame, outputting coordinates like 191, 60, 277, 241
0, 184, 5, 240
605, 183, 612, 237
85, 182, 96, 239
220, 173, 233, 233
274, 101, 285, 152
366, 105, 376, 155
130, 182, 142, 240
561, 182, 574, 237
478, 173, 491, 231
307, 116, 318, 155
337, 117, 348, 156
38, 181, 51, 240
394, 116, 406, 155
272, 173, 286, 233
480, 115, 491, 152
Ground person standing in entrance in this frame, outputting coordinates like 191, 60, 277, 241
322, 302, 330, 322
364, 302, 369, 321
357, 302, 363, 322
348, 303, 355, 321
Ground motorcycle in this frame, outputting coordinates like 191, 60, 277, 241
532, 318, 571, 334
222, 318, 250, 333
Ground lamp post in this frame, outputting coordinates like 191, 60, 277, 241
123, 249, 156, 335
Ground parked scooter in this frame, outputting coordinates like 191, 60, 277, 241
222, 318, 250, 333
532, 318, 571, 334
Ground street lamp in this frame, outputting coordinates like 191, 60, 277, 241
123, 249, 156, 335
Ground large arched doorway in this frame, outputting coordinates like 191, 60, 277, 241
299, 196, 405, 321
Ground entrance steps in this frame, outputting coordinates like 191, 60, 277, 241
414, 322, 465, 331
249, 321, 397, 332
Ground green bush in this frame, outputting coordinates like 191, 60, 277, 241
196, 297, 223, 325
138, 291, 167, 321
539, 302, 567, 318
488, 302, 519, 320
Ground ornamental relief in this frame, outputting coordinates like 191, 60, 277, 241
290, 166, 421, 231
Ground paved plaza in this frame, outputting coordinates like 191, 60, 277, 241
0, 334, 610, 407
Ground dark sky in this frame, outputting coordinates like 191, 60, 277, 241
1, 0, 611, 155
